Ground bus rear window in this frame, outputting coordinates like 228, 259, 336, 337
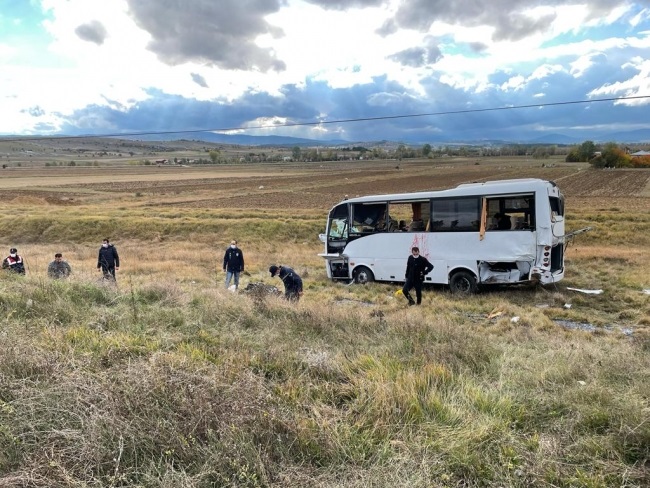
550, 197, 564, 216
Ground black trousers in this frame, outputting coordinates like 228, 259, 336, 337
285, 290, 301, 302
101, 265, 116, 280
402, 278, 423, 304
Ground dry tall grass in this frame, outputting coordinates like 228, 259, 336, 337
0, 162, 648, 487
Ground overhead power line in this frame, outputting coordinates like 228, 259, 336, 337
1, 95, 649, 142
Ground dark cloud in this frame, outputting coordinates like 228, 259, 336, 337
468, 42, 488, 53
22, 106, 45, 117
388, 47, 427, 67
75, 20, 108, 45
32, 122, 58, 132
57, 37, 650, 143
493, 12, 557, 42
191, 73, 209, 88
59, 86, 321, 135
376, 18, 398, 36
126, 0, 286, 71
382, 0, 633, 42
388, 42, 442, 67
304, 0, 385, 10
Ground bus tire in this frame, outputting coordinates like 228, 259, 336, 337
449, 270, 477, 295
353, 266, 374, 285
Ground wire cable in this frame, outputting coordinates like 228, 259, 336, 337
1, 94, 649, 142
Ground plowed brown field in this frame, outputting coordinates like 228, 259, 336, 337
1, 159, 649, 210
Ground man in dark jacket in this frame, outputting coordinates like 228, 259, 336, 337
2, 248, 25, 275
97, 238, 120, 280
402, 246, 433, 306
223, 239, 245, 290
269, 265, 303, 302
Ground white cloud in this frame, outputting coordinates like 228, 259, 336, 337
501, 75, 526, 91
0, 42, 16, 60
629, 8, 650, 28
589, 57, 650, 105
530, 64, 564, 80
570, 53, 602, 77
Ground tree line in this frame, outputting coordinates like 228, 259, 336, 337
566, 141, 650, 168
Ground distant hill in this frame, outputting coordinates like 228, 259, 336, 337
127, 132, 349, 147
3, 128, 648, 148
604, 128, 650, 143
528, 134, 580, 145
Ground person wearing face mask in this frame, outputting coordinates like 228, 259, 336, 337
2, 248, 25, 275
223, 239, 245, 291
97, 238, 120, 281
401, 246, 433, 306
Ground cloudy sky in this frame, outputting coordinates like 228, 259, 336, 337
1, 0, 649, 143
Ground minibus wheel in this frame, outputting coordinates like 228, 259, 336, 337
449, 270, 477, 295
353, 266, 374, 284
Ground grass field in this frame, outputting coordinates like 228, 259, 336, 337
0, 156, 649, 487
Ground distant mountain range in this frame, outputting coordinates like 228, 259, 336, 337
154, 128, 650, 146
3, 128, 649, 147
127, 132, 350, 147
528, 129, 650, 145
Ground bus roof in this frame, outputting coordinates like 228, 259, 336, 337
339, 178, 557, 205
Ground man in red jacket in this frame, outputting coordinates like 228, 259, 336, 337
2, 248, 25, 275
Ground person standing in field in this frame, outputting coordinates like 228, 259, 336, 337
2, 248, 25, 275
401, 246, 433, 306
223, 239, 245, 291
48, 252, 72, 279
269, 265, 303, 302
97, 238, 120, 281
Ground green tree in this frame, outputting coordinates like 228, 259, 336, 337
599, 142, 632, 168
532, 146, 550, 159
565, 148, 580, 162
578, 140, 596, 162
422, 144, 432, 157
209, 150, 220, 164
396, 144, 406, 160
292, 146, 301, 161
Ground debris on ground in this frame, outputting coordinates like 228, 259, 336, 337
242, 282, 281, 299
334, 297, 373, 306
566, 287, 604, 295
554, 319, 633, 336
487, 308, 505, 319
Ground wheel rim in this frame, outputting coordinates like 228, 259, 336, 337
456, 277, 470, 292
451, 272, 474, 294
355, 268, 371, 284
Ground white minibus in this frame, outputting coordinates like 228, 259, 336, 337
319, 178, 566, 293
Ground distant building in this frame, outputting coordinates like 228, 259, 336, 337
630, 150, 650, 157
